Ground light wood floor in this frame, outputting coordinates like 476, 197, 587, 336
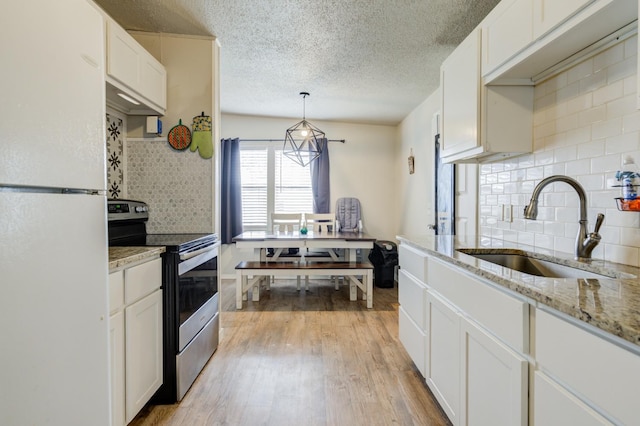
130, 278, 450, 426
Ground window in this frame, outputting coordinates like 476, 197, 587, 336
240, 142, 313, 230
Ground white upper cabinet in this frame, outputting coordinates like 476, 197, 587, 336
440, 29, 481, 161
532, 0, 595, 38
105, 17, 167, 115
441, 28, 533, 163
481, 0, 533, 76
483, 0, 637, 82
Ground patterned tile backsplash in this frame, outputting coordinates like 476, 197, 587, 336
106, 112, 125, 199
479, 35, 640, 267
126, 137, 213, 234
105, 111, 213, 234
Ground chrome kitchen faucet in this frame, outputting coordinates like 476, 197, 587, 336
523, 175, 604, 261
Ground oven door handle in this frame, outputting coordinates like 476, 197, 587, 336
180, 245, 217, 261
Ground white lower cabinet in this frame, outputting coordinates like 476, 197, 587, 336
398, 243, 529, 426
534, 308, 640, 425
533, 371, 611, 425
109, 257, 163, 426
125, 289, 163, 423
425, 292, 460, 425
461, 318, 527, 426
109, 311, 125, 426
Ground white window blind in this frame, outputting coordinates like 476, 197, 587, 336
240, 143, 313, 231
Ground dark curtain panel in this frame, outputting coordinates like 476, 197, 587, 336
310, 138, 330, 213
221, 138, 243, 244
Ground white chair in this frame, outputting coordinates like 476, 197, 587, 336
302, 213, 342, 289
270, 213, 302, 234
267, 213, 303, 288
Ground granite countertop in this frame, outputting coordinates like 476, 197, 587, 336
397, 234, 640, 348
109, 246, 165, 271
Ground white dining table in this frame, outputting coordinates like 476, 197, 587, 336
232, 230, 376, 262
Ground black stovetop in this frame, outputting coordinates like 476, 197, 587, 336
145, 233, 218, 252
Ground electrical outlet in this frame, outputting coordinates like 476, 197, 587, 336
503, 204, 513, 223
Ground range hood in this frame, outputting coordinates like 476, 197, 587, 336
106, 80, 164, 116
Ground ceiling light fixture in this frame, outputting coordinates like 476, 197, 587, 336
283, 92, 325, 167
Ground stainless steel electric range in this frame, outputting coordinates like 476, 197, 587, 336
107, 199, 219, 403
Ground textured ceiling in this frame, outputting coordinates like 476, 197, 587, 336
94, 0, 500, 125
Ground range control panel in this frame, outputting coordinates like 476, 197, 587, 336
107, 199, 149, 222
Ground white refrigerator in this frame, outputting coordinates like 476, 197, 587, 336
1, 1, 111, 425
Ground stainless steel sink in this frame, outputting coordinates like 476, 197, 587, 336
457, 249, 633, 279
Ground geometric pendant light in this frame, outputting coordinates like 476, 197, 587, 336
283, 92, 325, 167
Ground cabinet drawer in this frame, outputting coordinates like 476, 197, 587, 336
398, 244, 428, 282
533, 371, 611, 426
427, 257, 528, 353
399, 307, 426, 377
398, 269, 427, 329
109, 270, 124, 313
535, 309, 640, 425
124, 258, 162, 305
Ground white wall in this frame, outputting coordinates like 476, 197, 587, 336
396, 89, 441, 238
480, 36, 640, 267
220, 113, 397, 276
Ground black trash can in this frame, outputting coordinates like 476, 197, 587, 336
368, 240, 398, 288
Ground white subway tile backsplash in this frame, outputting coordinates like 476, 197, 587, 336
554, 236, 574, 254
607, 56, 636, 84
565, 158, 590, 175
593, 79, 624, 106
577, 105, 606, 127
526, 166, 545, 181
591, 154, 624, 174
605, 244, 639, 267
579, 69, 608, 93
624, 36, 637, 58
623, 111, 640, 133
606, 94, 636, 120
554, 146, 578, 162
535, 233, 554, 250
605, 132, 639, 155
593, 43, 624, 72
591, 117, 622, 140
478, 37, 639, 266
623, 74, 637, 96
577, 140, 605, 159
599, 225, 620, 244
620, 228, 640, 248
567, 58, 593, 84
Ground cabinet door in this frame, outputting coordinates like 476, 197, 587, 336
107, 19, 140, 90
533, 0, 595, 38
482, 0, 533, 75
125, 290, 163, 423
139, 55, 167, 109
461, 318, 527, 426
440, 28, 481, 161
426, 292, 460, 425
399, 307, 427, 377
533, 371, 612, 425
109, 312, 125, 426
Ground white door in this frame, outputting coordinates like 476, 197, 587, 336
125, 289, 163, 423
0, 0, 105, 189
0, 192, 110, 425
461, 318, 528, 426
426, 292, 461, 425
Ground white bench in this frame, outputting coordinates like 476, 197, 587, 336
235, 260, 374, 309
